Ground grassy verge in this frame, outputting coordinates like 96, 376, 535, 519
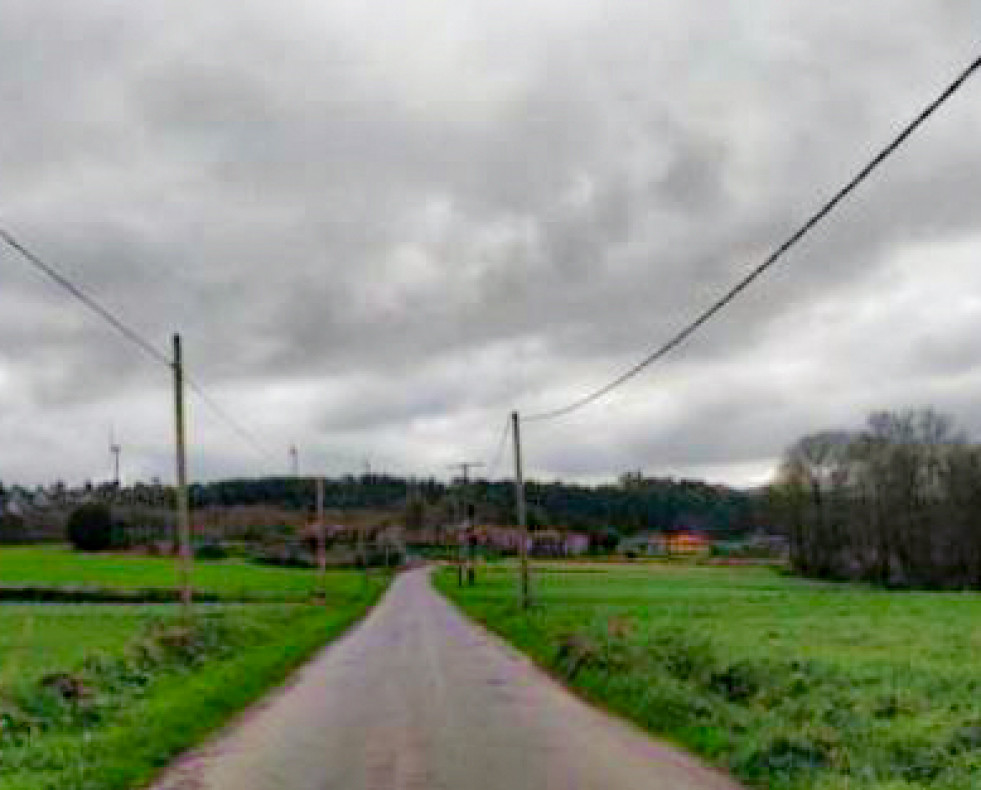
0, 546, 345, 601
0, 605, 186, 688
0, 572, 389, 790
435, 562, 981, 790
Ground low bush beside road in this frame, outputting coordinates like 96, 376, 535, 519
436, 562, 981, 790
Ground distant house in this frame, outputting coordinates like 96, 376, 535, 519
564, 532, 590, 556
531, 529, 564, 557
466, 526, 589, 557
664, 532, 711, 555
619, 532, 659, 556
4, 491, 29, 517
471, 526, 529, 554
714, 530, 789, 560
620, 531, 712, 557
402, 524, 590, 557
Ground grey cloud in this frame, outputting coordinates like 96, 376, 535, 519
1, 0, 980, 485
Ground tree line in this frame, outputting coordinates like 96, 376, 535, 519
196, 474, 758, 538
770, 408, 981, 588
2, 467, 763, 548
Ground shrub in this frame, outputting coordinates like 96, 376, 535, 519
0, 512, 27, 543
195, 541, 228, 561
66, 504, 116, 551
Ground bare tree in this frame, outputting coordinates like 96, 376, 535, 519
773, 408, 980, 589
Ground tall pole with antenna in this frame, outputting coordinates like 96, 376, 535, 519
109, 426, 121, 488
106, 425, 122, 547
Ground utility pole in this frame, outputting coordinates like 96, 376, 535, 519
448, 461, 484, 586
316, 476, 326, 602
357, 521, 367, 592
172, 334, 192, 617
107, 425, 121, 544
289, 445, 299, 477
109, 426, 121, 488
512, 411, 530, 608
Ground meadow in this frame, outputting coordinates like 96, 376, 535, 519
0, 550, 388, 790
0, 604, 172, 689
436, 561, 981, 790
0, 545, 342, 601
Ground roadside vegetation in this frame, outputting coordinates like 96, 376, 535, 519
436, 561, 981, 790
0, 605, 171, 686
0, 545, 352, 601
0, 570, 388, 790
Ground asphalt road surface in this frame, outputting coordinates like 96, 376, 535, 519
151, 567, 740, 790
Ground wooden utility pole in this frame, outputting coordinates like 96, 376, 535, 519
448, 461, 483, 586
357, 521, 368, 593
172, 334, 192, 616
316, 476, 326, 602
512, 410, 530, 608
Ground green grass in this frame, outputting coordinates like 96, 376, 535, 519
0, 569, 389, 789
0, 546, 341, 601
436, 562, 981, 790
0, 605, 172, 690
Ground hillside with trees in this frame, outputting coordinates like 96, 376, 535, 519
1, 473, 761, 545
191, 474, 758, 539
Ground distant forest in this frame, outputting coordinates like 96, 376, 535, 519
186, 473, 763, 538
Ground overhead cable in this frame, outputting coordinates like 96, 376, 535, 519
0, 226, 172, 368
524, 51, 981, 422
485, 415, 512, 480
0, 225, 276, 460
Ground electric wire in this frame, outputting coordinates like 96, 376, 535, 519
0, 224, 277, 461
485, 415, 512, 480
523, 50, 981, 423
0, 227, 172, 368
184, 377, 277, 461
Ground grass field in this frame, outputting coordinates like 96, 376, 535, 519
0, 604, 172, 689
0, 569, 389, 790
0, 546, 343, 601
436, 562, 981, 790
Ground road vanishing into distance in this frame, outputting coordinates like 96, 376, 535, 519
151, 568, 739, 790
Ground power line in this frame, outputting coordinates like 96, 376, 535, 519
0, 226, 172, 368
0, 224, 276, 461
524, 50, 981, 423
485, 415, 512, 480
184, 375, 277, 461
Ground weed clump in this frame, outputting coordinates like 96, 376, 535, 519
555, 633, 598, 680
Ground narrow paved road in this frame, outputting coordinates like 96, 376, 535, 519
151, 568, 740, 790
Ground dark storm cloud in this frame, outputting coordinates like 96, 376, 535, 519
1, 0, 980, 484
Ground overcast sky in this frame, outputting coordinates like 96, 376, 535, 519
1, 1, 979, 487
